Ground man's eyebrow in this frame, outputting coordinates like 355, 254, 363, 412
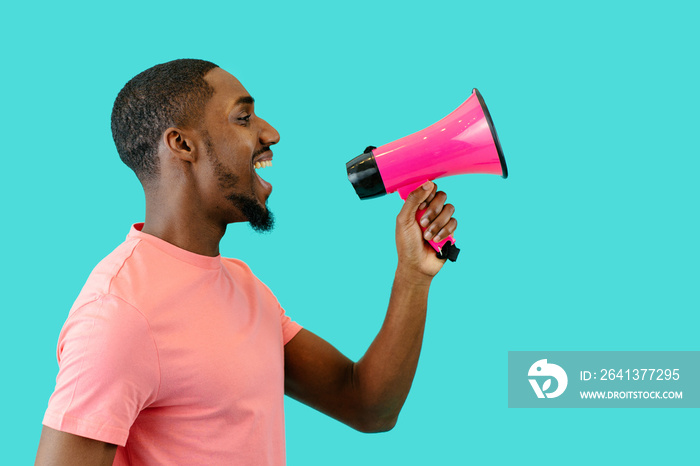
235, 96, 255, 105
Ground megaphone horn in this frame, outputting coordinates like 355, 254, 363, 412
346, 88, 507, 262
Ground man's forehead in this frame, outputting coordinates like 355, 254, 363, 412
204, 68, 251, 108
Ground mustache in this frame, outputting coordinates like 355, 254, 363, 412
252, 146, 272, 160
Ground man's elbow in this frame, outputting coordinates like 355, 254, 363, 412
353, 412, 399, 433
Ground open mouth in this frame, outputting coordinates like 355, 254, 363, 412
252, 153, 273, 193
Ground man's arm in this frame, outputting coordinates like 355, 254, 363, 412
285, 181, 456, 432
35, 426, 117, 466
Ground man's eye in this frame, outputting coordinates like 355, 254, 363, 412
238, 114, 252, 124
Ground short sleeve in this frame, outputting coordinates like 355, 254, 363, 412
279, 304, 302, 345
42, 294, 160, 446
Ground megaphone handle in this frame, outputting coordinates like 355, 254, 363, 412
398, 181, 461, 262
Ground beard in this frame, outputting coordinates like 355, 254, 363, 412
206, 135, 275, 233
226, 192, 274, 232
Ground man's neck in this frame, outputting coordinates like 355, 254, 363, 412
141, 193, 226, 257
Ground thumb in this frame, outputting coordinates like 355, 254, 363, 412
397, 181, 434, 226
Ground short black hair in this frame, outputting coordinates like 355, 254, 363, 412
111, 58, 219, 182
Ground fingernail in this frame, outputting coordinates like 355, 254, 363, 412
424, 230, 432, 240
420, 217, 430, 227
422, 181, 432, 191
418, 202, 426, 211
434, 235, 442, 243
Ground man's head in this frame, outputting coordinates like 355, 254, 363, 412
111, 59, 280, 232
111, 59, 218, 182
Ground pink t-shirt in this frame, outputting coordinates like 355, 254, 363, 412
43, 224, 302, 465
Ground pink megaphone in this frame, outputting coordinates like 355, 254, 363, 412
346, 88, 507, 262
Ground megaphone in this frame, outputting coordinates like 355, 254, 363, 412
346, 88, 507, 262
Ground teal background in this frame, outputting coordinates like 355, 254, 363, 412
2, 0, 698, 463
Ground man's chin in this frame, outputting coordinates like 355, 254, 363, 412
227, 193, 274, 233
249, 209, 274, 233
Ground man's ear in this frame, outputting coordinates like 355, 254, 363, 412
163, 127, 197, 162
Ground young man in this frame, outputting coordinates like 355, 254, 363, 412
36, 59, 458, 465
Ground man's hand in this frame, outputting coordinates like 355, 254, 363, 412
395, 181, 457, 281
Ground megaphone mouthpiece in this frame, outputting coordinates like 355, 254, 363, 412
346, 146, 386, 200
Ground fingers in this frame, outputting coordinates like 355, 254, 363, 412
418, 190, 457, 242
432, 218, 458, 243
417, 183, 438, 211
397, 181, 459, 244
397, 181, 435, 225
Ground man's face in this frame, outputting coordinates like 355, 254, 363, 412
198, 68, 280, 231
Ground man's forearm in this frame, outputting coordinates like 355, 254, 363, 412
351, 267, 432, 430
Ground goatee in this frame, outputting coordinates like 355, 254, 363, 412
227, 193, 275, 232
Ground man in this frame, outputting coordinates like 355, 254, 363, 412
36, 59, 458, 465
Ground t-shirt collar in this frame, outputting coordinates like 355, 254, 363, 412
128, 223, 223, 269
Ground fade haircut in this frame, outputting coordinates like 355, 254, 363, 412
111, 59, 219, 182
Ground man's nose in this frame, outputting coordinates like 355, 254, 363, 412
258, 117, 280, 147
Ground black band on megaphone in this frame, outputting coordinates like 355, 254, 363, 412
474, 88, 508, 179
346, 147, 387, 200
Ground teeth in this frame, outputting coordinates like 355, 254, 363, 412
254, 160, 272, 170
